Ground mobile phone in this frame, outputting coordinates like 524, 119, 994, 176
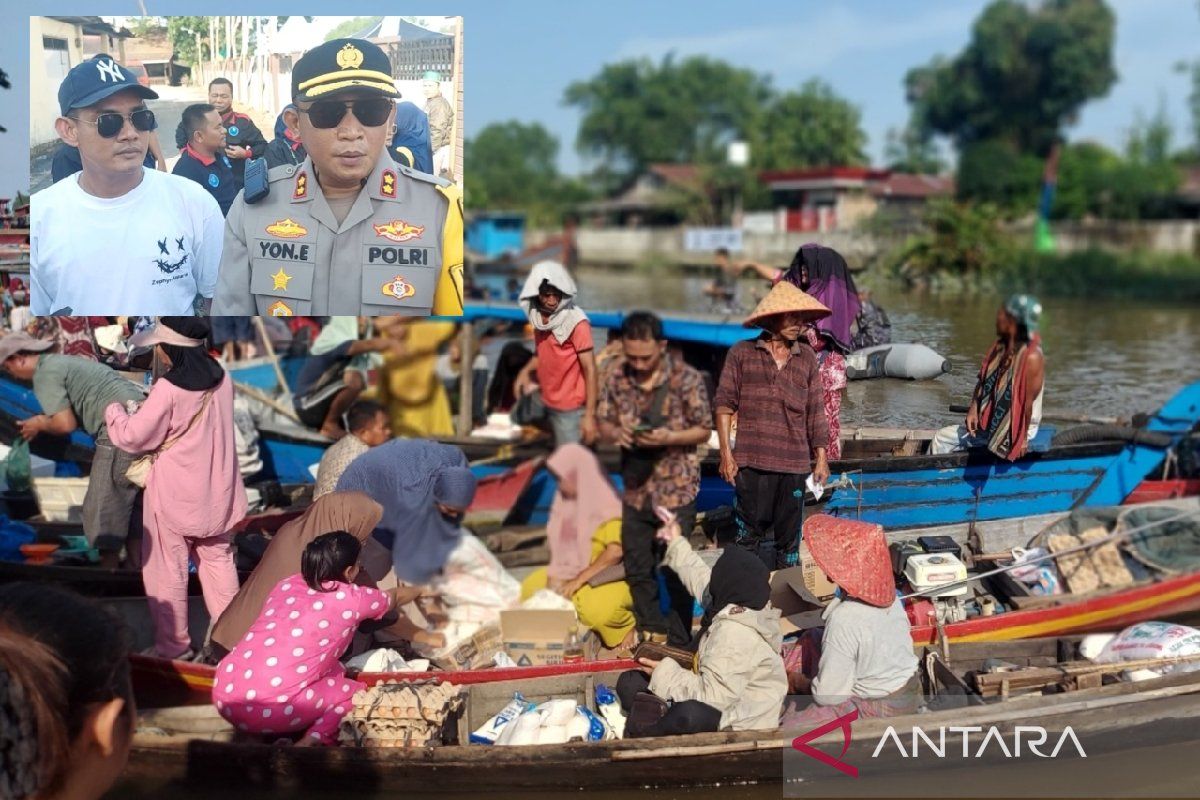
243, 157, 270, 205
633, 423, 654, 434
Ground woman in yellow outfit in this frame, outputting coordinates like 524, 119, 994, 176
374, 318, 456, 438
520, 444, 635, 649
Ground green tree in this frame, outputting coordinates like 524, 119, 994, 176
167, 17, 212, 64
1054, 141, 1122, 219
955, 139, 1043, 213
563, 55, 772, 181
883, 123, 944, 174
754, 79, 868, 169
324, 17, 383, 42
906, 0, 1117, 157
895, 198, 1013, 281
465, 121, 590, 225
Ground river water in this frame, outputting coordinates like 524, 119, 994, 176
570, 267, 1200, 430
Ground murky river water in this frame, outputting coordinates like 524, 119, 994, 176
572, 267, 1200, 430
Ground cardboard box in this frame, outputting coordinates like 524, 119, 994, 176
500, 609, 582, 667
434, 622, 504, 672
770, 566, 829, 636
799, 540, 838, 601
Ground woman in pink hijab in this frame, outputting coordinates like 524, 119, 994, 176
520, 444, 634, 649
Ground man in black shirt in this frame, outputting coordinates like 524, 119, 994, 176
172, 103, 238, 216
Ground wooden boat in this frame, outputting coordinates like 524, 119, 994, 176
125, 499, 1200, 708
124, 636, 1200, 792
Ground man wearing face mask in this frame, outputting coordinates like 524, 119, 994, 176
713, 282, 833, 571
31, 54, 223, 315
213, 39, 464, 317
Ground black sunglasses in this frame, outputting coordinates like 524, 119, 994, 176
299, 98, 392, 129
70, 108, 157, 138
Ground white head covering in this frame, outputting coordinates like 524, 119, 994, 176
519, 261, 587, 344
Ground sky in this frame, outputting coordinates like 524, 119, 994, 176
1, 0, 1197, 196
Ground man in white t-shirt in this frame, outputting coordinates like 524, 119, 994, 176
31, 54, 222, 315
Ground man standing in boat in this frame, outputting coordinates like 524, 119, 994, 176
0, 332, 146, 568
931, 294, 1045, 460
598, 311, 712, 646
713, 282, 832, 570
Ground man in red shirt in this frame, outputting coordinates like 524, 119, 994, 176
515, 261, 598, 445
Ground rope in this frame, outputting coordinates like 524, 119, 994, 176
898, 506, 1200, 601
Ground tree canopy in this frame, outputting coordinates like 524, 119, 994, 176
905, 0, 1117, 158
754, 79, 869, 170
465, 121, 591, 225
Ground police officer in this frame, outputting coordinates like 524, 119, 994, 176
212, 38, 464, 317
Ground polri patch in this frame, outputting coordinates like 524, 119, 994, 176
381, 275, 416, 300
372, 219, 424, 243
267, 300, 293, 317
266, 218, 308, 238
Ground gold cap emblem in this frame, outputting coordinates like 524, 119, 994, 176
336, 43, 364, 70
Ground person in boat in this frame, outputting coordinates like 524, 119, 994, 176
213, 532, 405, 745
778, 244, 860, 461
616, 516, 786, 737
703, 247, 740, 312
520, 444, 636, 650
211, 316, 257, 363
852, 288, 892, 350
598, 311, 712, 646
293, 317, 396, 439
104, 318, 246, 660
313, 400, 392, 500
781, 515, 920, 726
713, 282, 832, 570
434, 326, 489, 429
930, 294, 1045, 461
513, 261, 599, 446
485, 341, 534, 416
1, 331, 147, 568
205, 491, 438, 663
335, 439, 478, 587
0, 583, 135, 800
374, 317, 457, 438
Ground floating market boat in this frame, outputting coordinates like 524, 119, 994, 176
124, 636, 1200, 792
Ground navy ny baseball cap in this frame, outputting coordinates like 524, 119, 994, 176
58, 54, 158, 116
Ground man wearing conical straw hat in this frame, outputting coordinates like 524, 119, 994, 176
712, 281, 833, 570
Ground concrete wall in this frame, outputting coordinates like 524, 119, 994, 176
30, 18, 85, 147
1038, 220, 1200, 257
576, 227, 881, 268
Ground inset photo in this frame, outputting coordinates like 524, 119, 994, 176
28, 15, 464, 316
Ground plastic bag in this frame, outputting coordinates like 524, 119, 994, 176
4, 440, 32, 493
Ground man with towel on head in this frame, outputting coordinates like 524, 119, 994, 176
513, 261, 598, 446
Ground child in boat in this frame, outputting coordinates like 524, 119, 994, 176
781, 515, 920, 726
616, 513, 787, 737
213, 531, 400, 745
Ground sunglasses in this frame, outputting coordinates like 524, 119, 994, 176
299, 98, 392, 129
70, 108, 157, 138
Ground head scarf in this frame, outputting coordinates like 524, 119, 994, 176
334, 439, 476, 584
782, 244, 861, 354
1004, 294, 1043, 337
209, 491, 383, 649
391, 102, 434, 174
699, 546, 771, 636
545, 444, 622, 581
486, 341, 533, 413
157, 317, 223, 391
519, 261, 588, 344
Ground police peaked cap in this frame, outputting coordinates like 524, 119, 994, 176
292, 38, 400, 102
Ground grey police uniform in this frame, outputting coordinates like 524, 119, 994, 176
212, 152, 457, 316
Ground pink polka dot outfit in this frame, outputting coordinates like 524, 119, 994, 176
213, 575, 391, 743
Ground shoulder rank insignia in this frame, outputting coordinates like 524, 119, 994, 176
381, 169, 397, 198
381, 275, 416, 300
293, 171, 308, 200
266, 218, 308, 238
267, 300, 294, 317
336, 43, 364, 70
372, 219, 424, 243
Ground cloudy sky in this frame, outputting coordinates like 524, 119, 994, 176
3, 0, 1196, 195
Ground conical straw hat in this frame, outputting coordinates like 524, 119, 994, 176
744, 281, 831, 329
803, 514, 896, 608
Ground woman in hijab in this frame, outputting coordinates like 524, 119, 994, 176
486, 341, 534, 415
105, 318, 246, 660
520, 444, 634, 649
780, 244, 861, 460
206, 491, 387, 657
334, 439, 477, 586
615, 514, 786, 737
389, 101, 435, 174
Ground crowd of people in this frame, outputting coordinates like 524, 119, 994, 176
30, 38, 464, 317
